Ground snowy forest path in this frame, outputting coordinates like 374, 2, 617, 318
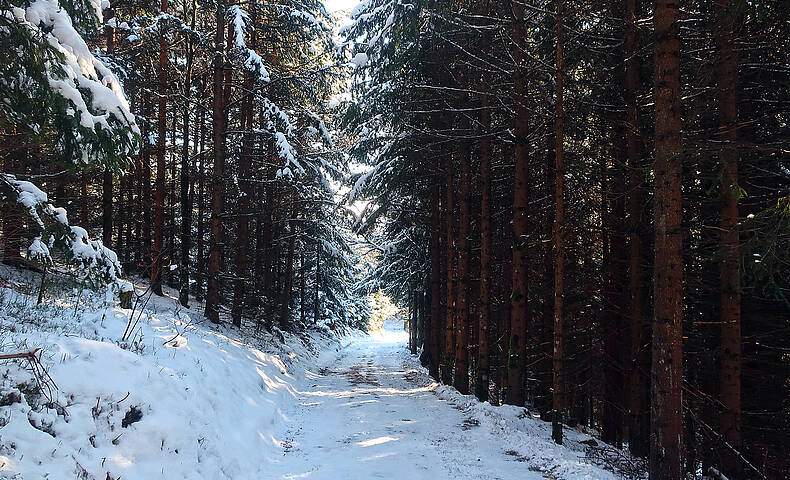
265, 321, 545, 480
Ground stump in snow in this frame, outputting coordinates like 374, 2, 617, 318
118, 281, 134, 309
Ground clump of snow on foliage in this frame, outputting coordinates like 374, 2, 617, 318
228, 5, 270, 83
1, 174, 121, 287
21, 0, 139, 139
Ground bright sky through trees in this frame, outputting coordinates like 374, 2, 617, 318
324, 0, 358, 12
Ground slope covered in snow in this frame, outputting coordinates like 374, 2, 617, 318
0, 265, 346, 479
0, 266, 622, 479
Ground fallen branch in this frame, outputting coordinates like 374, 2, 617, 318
0, 348, 58, 402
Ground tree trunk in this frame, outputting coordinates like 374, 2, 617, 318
142, 97, 152, 271
178, 0, 197, 308
205, 0, 226, 323
300, 249, 306, 325
506, 0, 529, 407
624, 0, 650, 459
314, 243, 320, 324
651, 0, 684, 476
102, 169, 113, 248
429, 181, 442, 380
453, 135, 471, 394
232, 4, 257, 327
476, 70, 492, 403
102, 13, 115, 251
195, 107, 206, 301
152, 0, 168, 296
440, 151, 456, 386
716, 0, 742, 476
552, 0, 565, 445
279, 206, 297, 331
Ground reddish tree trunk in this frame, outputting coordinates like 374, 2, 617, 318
232, 85, 255, 326
453, 136, 471, 394
102, 169, 113, 248
624, 0, 651, 459
231, 3, 257, 327
650, 0, 684, 477
441, 151, 456, 386
178, 0, 197, 308
476, 74, 492, 402
429, 181, 442, 380
205, 0, 226, 323
195, 107, 206, 301
716, 0, 743, 476
151, 0, 168, 296
506, 0, 529, 407
279, 206, 297, 331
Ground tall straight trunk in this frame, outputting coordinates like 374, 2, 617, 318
716, 0, 742, 476
314, 244, 320, 323
476, 75, 492, 403
439, 152, 456, 385
116, 175, 125, 263
102, 16, 115, 250
232, 3, 257, 327
263, 176, 275, 320
205, 0, 226, 323
624, 0, 650, 458
604, 140, 628, 447
141, 97, 152, 269
604, 10, 629, 443
299, 249, 306, 325
152, 0, 168, 296
195, 106, 206, 301
441, 151, 456, 386
178, 0, 197, 308
552, 0, 565, 446
651, 0, 683, 477
103, 169, 113, 247
279, 206, 297, 331
429, 181, 442, 380
454, 137, 471, 394
506, 0, 529, 407
1, 151, 23, 264
231, 97, 253, 326
539, 131, 555, 418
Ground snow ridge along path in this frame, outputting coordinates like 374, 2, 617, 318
269, 319, 617, 480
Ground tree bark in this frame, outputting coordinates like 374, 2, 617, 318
453, 134, 471, 394
102, 169, 113, 248
314, 243, 320, 324
552, 0, 565, 446
232, 3, 257, 327
178, 0, 197, 308
715, 0, 742, 476
624, 0, 650, 459
429, 180, 442, 380
205, 0, 226, 323
152, 0, 168, 296
195, 106, 206, 301
279, 206, 297, 331
650, 0, 684, 476
506, 0, 529, 407
476, 69, 492, 402
441, 151, 456, 386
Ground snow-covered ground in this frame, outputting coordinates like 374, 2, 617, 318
268, 318, 619, 480
0, 266, 619, 479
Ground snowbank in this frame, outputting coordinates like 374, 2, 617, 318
0, 265, 346, 480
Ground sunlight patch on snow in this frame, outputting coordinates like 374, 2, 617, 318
109, 454, 133, 469
356, 435, 399, 447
